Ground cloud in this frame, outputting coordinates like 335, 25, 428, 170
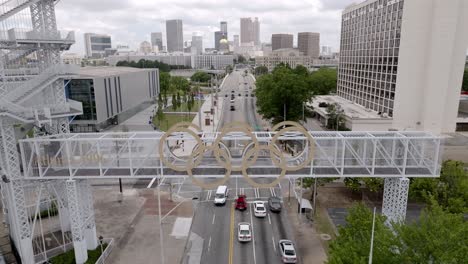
55, 0, 345, 55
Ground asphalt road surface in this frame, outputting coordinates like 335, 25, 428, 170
190, 70, 299, 264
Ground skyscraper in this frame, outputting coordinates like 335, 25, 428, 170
240, 17, 260, 45
337, 0, 468, 133
298, 32, 320, 58
233, 35, 240, 48
271, 34, 293, 51
151, 32, 163, 52
84, 33, 112, 58
192, 35, 203, 55
214, 31, 227, 51
220, 21, 228, 34
166, 19, 183, 52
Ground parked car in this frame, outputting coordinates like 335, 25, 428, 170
253, 201, 266, 217
268, 196, 282, 213
235, 195, 247, 210
230, 105, 235, 111
237, 222, 252, 242
278, 240, 297, 263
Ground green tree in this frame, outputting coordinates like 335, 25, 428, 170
409, 160, 468, 214
328, 203, 401, 264
255, 65, 312, 124
254, 66, 268, 76
160, 72, 171, 94
237, 55, 246, 64
191, 71, 211, 83
326, 103, 347, 130
171, 94, 177, 111
170, 76, 190, 94
395, 202, 468, 263
309, 68, 338, 95
462, 68, 468, 92
225, 65, 233, 74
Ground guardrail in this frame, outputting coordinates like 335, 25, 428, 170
95, 238, 115, 264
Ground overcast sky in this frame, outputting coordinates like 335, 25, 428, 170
56, 0, 357, 55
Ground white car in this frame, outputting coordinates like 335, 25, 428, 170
278, 240, 297, 263
253, 201, 266, 217
237, 222, 252, 242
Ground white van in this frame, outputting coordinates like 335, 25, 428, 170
214, 185, 228, 205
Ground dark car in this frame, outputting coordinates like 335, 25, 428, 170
238, 93, 241, 96
236, 195, 247, 211
268, 196, 282, 212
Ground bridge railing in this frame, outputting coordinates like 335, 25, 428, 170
18, 131, 442, 179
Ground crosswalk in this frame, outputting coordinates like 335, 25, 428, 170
200, 186, 282, 202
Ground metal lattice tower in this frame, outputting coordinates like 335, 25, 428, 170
0, 0, 93, 263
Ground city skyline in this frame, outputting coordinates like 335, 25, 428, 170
55, 0, 357, 55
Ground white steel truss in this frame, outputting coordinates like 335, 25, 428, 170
18, 130, 442, 179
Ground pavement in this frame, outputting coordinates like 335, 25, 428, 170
108, 104, 157, 132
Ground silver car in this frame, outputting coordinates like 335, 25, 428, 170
278, 239, 297, 263
237, 222, 252, 242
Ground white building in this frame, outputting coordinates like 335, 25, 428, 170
139, 41, 152, 54
67, 67, 159, 132
334, 0, 468, 133
255, 48, 313, 71
191, 35, 203, 55
192, 54, 234, 70
240, 17, 260, 45
62, 53, 83, 66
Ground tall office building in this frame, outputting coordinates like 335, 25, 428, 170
271, 34, 293, 51
233, 35, 240, 48
166, 19, 183, 52
214, 31, 227, 51
151, 32, 163, 52
192, 35, 203, 55
337, 0, 468, 133
298, 32, 320, 58
240, 17, 260, 45
84, 33, 112, 58
220, 21, 228, 34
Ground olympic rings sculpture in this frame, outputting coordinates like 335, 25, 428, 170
159, 121, 315, 189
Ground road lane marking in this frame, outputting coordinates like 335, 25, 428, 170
147, 177, 157, 188
228, 203, 235, 264
212, 214, 216, 224
208, 236, 212, 252
207, 190, 212, 201
268, 213, 271, 225
272, 236, 276, 252
249, 203, 257, 264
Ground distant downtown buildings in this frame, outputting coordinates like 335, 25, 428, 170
84, 33, 112, 58
271, 34, 293, 51
150, 32, 163, 52
325, 0, 468, 133
166, 19, 184, 52
298, 32, 320, 58
240, 17, 260, 45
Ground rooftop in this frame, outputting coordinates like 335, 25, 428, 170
78, 66, 155, 77
310, 95, 390, 120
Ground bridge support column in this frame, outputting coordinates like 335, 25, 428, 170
80, 180, 98, 250
382, 177, 409, 223
66, 180, 88, 264
0, 119, 34, 264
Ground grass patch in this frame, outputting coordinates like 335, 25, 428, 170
314, 206, 337, 254
163, 100, 203, 113
153, 114, 196, 131
49, 243, 108, 264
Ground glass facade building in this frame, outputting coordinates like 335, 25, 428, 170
337, 0, 404, 117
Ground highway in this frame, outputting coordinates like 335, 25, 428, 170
190, 70, 299, 264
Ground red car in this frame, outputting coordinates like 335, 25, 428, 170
235, 195, 247, 211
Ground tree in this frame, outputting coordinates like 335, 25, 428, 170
171, 94, 177, 111
255, 65, 313, 124
326, 103, 347, 130
170, 76, 190, 94
225, 65, 233, 74
328, 203, 401, 264
309, 68, 338, 95
395, 201, 468, 264
237, 55, 246, 64
191, 71, 211, 83
462, 68, 468, 91
409, 160, 467, 214
160, 72, 171, 94
254, 66, 268, 76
